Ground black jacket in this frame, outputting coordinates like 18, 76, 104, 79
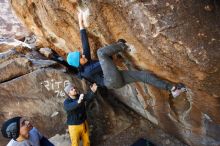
63, 91, 95, 125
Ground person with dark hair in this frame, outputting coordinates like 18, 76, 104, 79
64, 83, 97, 146
1, 116, 54, 146
66, 11, 186, 98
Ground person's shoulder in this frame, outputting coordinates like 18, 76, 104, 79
7, 139, 31, 146
64, 97, 72, 102
29, 127, 43, 142
84, 61, 98, 70
30, 127, 39, 133
64, 97, 78, 103
7, 139, 18, 146
64, 96, 72, 100
29, 127, 41, 137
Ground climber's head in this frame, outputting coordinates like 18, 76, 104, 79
64, 83, 78, 97
1, 117, 33, 140
67, 51, 88, 67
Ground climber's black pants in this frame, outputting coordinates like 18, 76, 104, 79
97, 43, 173, 90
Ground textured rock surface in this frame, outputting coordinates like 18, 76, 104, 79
4, 0, 220, 145
0, 37, 37, 53
0, 48, 70, 145
0, 47, 187, 146
0, 0, 29, 38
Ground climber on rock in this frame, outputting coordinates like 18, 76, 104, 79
67, 11, 186, 98
1, 116, 54, 146
63, 83, 97, 146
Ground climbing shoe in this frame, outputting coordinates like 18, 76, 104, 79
170, 83, 186, 98
117, 39, 127, 44
117, 39, 130, 51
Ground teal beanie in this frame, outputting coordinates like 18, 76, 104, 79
67, 52, 80, 67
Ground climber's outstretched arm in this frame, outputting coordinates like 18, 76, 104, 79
78, 12, 91, 61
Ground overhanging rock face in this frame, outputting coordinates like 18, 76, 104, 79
0, 0, 29, 39
9, 0, 220, 145
0, 47, 151, 146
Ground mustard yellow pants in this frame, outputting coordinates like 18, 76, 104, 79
68, 121, 90, 146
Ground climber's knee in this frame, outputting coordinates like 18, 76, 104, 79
104, 78, 124, 89
104, 79, 114, 89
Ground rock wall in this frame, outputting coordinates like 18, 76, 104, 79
0, 46, 187, 146
0, 0, 29, 39
5, 0, 220, 146
0, 0, 30, 53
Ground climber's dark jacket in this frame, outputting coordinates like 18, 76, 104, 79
63, 91, 95, 125
77, 29, 105, 87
